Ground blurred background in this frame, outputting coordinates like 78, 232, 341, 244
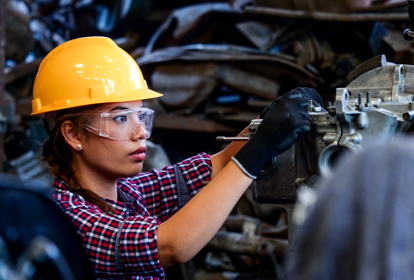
0, 0, 412, 279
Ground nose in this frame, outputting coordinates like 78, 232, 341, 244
131, 124, 146, 141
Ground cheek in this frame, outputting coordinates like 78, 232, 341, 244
89, 141, 124, 162
83, 139, 121, 166
84, 140, 142, 176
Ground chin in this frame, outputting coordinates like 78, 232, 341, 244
124, 163, 143, 177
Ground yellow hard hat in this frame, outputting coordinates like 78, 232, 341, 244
31, 36, 162, 115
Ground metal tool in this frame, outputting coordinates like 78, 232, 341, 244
216, 136, 249, 141
403, 0, 414, 40
216, 120, 262, 142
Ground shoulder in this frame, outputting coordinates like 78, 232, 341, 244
51, 189, 103, 216
124, 152, 212, 183
52, 178, 99, 210
176, 152, 212, 169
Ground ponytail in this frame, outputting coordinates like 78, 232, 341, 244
42, 106, 115, 215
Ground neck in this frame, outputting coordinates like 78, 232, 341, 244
73, 164, 119, 201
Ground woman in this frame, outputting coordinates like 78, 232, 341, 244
32, 36, 321, 279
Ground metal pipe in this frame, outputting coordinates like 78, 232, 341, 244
244, 6, 408, 22
216, 136, 249, 142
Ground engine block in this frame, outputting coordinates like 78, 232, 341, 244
251, 57, 414, 204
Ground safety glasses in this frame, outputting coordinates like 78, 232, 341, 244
83, 107, 155, 140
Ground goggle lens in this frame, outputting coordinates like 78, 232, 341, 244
84, 108, 155, 140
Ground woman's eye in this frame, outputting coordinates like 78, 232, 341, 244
113, 115, 128, 122
138, 113, 146, 122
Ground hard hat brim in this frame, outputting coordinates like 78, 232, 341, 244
31, 88, 163, 115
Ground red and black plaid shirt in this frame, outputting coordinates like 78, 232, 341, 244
51, 153, 212, 279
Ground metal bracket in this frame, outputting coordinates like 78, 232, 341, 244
392, 65, 404, 101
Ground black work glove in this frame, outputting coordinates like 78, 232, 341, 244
260, 87, 323, 119
232, 88, 313, 179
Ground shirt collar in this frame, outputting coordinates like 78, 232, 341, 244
54, 177, 134, 204
54, 178, 71, 192
116, 188, 134, 204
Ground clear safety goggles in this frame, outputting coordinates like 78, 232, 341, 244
83, 107, 155, 140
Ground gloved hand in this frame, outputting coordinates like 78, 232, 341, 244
233, 88, 316, 179
260, 87, 323, 119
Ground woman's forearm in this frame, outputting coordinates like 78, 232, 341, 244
210, 125, 250, 179
157, 160, 252, 267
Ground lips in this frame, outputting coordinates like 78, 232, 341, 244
129, 146, 147, 161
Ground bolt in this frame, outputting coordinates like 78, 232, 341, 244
309, 100, 314, 112
358, 93, 364, 110
365, 91, 372, 107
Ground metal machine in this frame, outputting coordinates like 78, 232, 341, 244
218, 54, 414, 250
252, 54, 414, 204
218, 54, 414, 204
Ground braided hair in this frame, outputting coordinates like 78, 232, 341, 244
42, 105, 115, 215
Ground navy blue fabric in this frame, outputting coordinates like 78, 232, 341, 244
174, 164, 191, 208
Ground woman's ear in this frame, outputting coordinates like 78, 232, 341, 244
61, 120, 83, 151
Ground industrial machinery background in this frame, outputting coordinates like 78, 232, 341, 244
251, 54, 414, 205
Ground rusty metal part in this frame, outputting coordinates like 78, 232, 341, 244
243, 6, 409, 21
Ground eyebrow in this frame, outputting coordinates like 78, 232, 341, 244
109, 106, 129, 112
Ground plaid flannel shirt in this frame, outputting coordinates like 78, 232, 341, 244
51, 153, 212, 280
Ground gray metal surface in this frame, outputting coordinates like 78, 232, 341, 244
315, 61, 414, 177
